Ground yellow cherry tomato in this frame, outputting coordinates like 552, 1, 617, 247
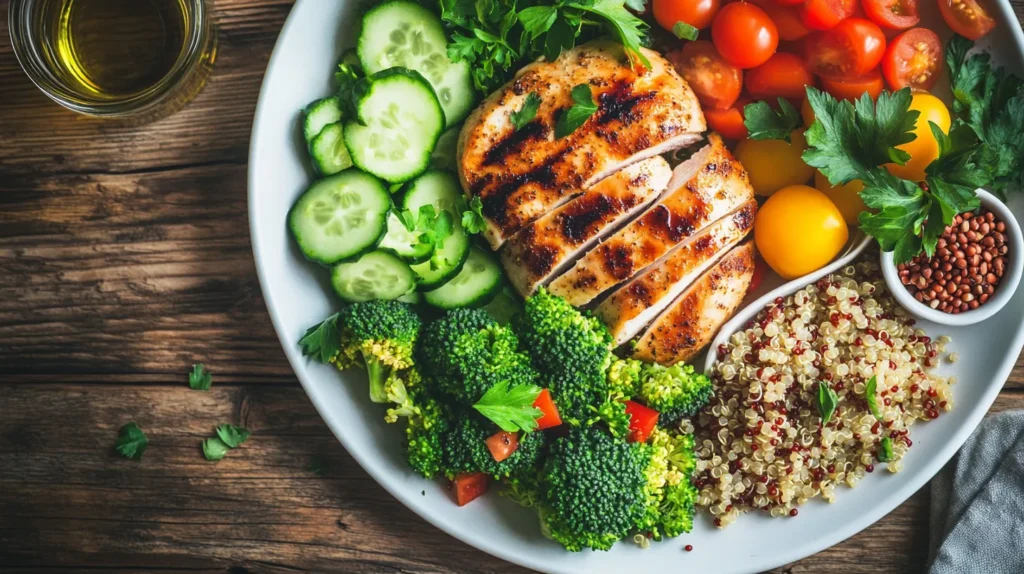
754, 185, 849, 279
885, 92, 951, 181
734, 130, 815, 196
814, 171, 867, 225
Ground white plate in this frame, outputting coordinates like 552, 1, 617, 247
248, 3, 1024, 572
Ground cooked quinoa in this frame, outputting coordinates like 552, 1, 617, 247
692, 259, 956, 527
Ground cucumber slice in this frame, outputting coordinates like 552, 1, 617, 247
331, 250, 416, 302
310, 123, 353, 176
396, 290, 422, 304
401, 171, 470, 290
424, 247, 502, 309
288, 170, 390, 265
481, 287, 522, 325
343, 68, 443, 184
430, 126, 460, 170
303, 97, 343, 142
378, 212, 433, 264
358, 0, 475, 126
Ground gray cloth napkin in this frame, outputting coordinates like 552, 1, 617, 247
929, 411, 1024, 574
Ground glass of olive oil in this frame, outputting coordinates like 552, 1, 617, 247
8, 0, 217, 122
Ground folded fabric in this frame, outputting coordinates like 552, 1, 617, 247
929, 410, 1024, 574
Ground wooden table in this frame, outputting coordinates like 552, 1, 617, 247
2, 1, 1023, 572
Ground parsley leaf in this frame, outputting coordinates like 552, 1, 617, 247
817, 381, 839, 426
510, 92, 541, 131
744, 98, 802, 142
576, 0, 652, 69
299, 314, 341, 364
188, 364, 212, 391
518, 6, 559, 39
878, 437, 894, 462
472, 380, 543, 433
461, 196, 487, 235
215, 424, 251, 448
202, 437, 230, 461
115, 422, 148, 460
671, 21, 699, 41
865, 376, 882, 420
398, 205, 455, 259
556, 84, 599, 138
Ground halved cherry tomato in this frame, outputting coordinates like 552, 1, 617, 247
667, 41, 743, 110
746, 52, 814, 101
882, 28, 943, 91
705, 95, 751, 140
654, 0, 721, 31
800, 0, 856, 30
757, 1, 812, 40
938, 0, 996, 40
532, 389, 562, 430
453, 472, 490, 506
624, 400, 660, 443
485, 431, 519, 462
712, 2, 779, 69
820, 68, 885, 101
804, 18, 886, 78
862, 0, 920, 29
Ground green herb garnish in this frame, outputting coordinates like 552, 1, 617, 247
511, 92, 542, 131
202, 437, 231, 461
472, 380, 544, 433
671, 21, 698, 41
865, 376, 882, 420
115, 422, 148, 460
817, 381, 839, 426
189, 363, 212, 391
555, 84, 599, 138
744, 98, 802, 142
215, 424, 250, 448
299, 314, 341, 364
878, 437, 894, 462
461, 196, 487, 235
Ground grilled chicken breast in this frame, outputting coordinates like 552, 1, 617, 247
458, 42, 706, 249
632, 241, 755, 365
596, 200, 756, 346
548, 134, 752, 307
502, 157, 672, 297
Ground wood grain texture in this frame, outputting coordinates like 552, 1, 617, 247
1, 0, 1024, 572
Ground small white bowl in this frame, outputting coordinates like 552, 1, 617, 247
880, 188, 1023, 326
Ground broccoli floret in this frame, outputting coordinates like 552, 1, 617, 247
441, 413, 546, 479
588, 398, 631, 439
538, 427, 649, 551
635, 428, 699, 539
417, 308, 537, 406
636, 363, 713, 424
606, 358, 643, 399
515, 289, 614, 424
333, 301, 422, 404
403, 386, 450, 478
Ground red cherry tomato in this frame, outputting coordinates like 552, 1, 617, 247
882, 28, 943, 91
667, 41, 743, 110
804, 18, 886, 79
712, 2, 779, 69
653, 0, 722, 31
758, 1, 812, 40
532, 389, 562, 430
705, 95, 751, 140
800, 0, 856, 30
819, 68, 885, 101
624, 400, 660, 443
938, 0, 996, 40
775, 0, 805, 7
862, 0, 920, 29
453, 472, 489, 506
746, 52, 814, 101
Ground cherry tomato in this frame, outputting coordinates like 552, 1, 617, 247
453, 472, 489, 506
775, 0, 805, 7
624, 400, 660, 443
712, 2, 779, 69
654, 0, 721, 31
532, 389, 562, 430
820, 68, 885, 101
754, 185, 849, 279
814, 171, 867, 224
804, 18, 886, 78
802, 96, 816, 126
758, 1, 812, 40
748, 255, 768, 292
746, 52, 814, 101
862, 0, 920, 29
800, 0, 856, 30
735, 130, 816, 196
667, 41, 743, 110
882, 28, 943, 91
885, 91, 950, 181
938, 0, 996, 40
705, 95, 751, 140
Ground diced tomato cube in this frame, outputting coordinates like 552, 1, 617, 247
624, 400, 660, 443
532, 389, 563, 430
485, 431, 519, 462
453, 472, 490, 506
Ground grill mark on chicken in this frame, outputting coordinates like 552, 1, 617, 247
479, 152, 567, 226
482, 121, 549, 166
560, 193, 622, 243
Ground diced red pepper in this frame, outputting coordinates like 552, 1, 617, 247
485, 431, 519, 462
749, 255, 768, 293
453, 472, 490, 506
532, 389, 563, 430
624, 400, 660, 443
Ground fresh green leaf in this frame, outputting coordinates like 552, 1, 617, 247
518, 6, 558, 40
202, 437, 230, 461
188, 364, 212, 391
510, 92, 541, 131
574, 0, 652, 69
472, 380, 544, 433
865, 376, 882, 420
744, 98, 802, 142
671, 21, 698, 41
115, 422, 148, 460
878, 437, 894, 462
555, 83, 599, 138
817, 381, 839, 426
461, 196, 487, 234
625, 0, 648, 11
215, 424, 251, 448
298, 314, 341, 364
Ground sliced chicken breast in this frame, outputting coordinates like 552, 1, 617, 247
632, 241, 755, 365
502, 157, 672, 298
596, 200, 756, 346
548, 134, 752, 307
458, 42, 706, 249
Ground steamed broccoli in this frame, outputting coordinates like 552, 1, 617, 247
404, 389, 450, 478
441, 412, 546, 479
635, 428, 699, 539
606, 358, 643, 399
417, 308, 538, 406
636, 363, 713, 424
332, 300, 422, 404
514, 289, 614, 424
